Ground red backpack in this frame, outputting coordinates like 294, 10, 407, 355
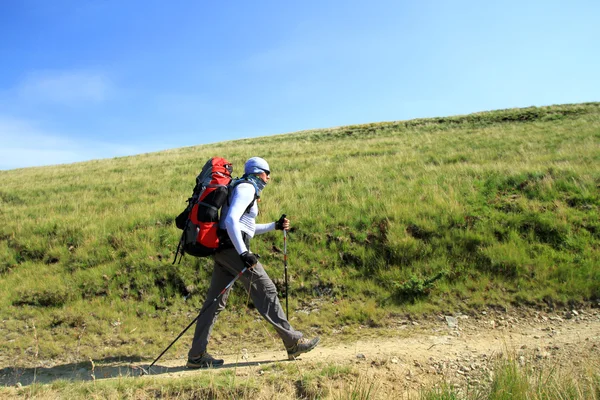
173, 157, 258, 263
173, 157, 233, 262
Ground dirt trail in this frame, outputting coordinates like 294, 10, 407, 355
2, 308, 599, 394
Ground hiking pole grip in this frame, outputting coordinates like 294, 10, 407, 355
282, 214, 289, 319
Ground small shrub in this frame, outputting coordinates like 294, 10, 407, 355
392, 272, 445, 303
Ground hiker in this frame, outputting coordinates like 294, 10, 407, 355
186, 157, 320, 368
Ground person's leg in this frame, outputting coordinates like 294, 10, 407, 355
188, 259, 234, 361
214, 248, 303, 348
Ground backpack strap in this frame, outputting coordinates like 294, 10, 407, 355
228, 178, 259, 214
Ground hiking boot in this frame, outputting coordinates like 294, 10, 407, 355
286, 337, 320, 360
186, 352, 224, 369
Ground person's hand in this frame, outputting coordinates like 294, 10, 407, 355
275, 214, 290, 231
240, 251, 260, 268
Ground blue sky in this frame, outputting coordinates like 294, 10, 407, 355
1, 1, 598, 170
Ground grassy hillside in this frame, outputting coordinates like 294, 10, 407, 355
0, 103, 599, 363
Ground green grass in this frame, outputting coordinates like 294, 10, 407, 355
0, 102, 599, 364
420, 358, 600, 400
0, 357, 597, 399
1, 373, 261, 400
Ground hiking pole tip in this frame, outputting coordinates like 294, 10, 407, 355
130, 364, 150, 376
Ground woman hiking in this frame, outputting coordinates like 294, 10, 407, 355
187, 157, 320, 368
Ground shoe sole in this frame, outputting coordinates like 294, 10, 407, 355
287, 337, 321, 360
186, 361, 224, 369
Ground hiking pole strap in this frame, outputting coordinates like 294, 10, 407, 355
147, 265, 251, 373
172, 236, 183, 265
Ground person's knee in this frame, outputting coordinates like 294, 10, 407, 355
251, 278, 278, 299
264, 280, 278, 296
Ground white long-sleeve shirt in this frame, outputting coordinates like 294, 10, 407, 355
219, 182, 275, 254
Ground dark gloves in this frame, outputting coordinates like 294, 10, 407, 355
275, 214, 287, 230
240, 251, 260, 268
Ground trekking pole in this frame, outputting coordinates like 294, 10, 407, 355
282, 214, 289, 319
143, 264, 253, 375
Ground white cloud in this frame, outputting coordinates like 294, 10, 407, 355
17, 70, 113, 105
0, 116, 138, 170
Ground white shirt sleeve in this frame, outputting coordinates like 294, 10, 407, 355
223, 183, 256, 254
255, 222, 276, 235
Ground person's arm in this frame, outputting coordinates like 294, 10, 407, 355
255, 215, 289, 235
223, 184, 255, 254
255, 222, 275, 235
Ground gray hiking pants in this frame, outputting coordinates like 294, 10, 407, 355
188, 248, 303, 358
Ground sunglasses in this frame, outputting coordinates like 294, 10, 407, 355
259, 168, 270, 176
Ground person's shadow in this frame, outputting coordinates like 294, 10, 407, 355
0, 356, 280, 387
